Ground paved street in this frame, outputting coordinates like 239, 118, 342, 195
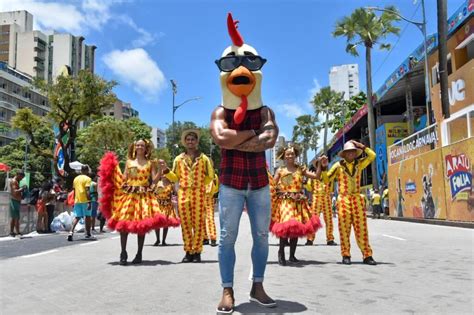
0, 215, 473, 314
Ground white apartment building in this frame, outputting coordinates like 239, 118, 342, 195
0, 10, 95, 82
329, 64, 360, 100
152, 127, 166, 149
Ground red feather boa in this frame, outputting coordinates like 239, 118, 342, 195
270, 215, 322, 239
98, 151, 118, 220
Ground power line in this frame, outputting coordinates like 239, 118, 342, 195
373, 3, 421, 76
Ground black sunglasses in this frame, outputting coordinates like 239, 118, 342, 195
215, 55, 267, 72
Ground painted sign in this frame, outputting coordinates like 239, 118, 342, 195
54, 143, 65, 176
405, 181, 416, 194
445, 154, 472, 200
442, 138, 474, 221
376, 122, 408, 189
389, 123, 439, 164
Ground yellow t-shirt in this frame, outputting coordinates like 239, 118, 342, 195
371, 193, 381, 205
73, 174, 92, 203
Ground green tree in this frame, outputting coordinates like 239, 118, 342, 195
153, 147, 172, 167
333, 6, 400, 189
311, 87, 344, 154
330, 92, 367, 132
76, 117, 134, 172
292, 114, 320, 165
0, 125, 54, 189
125, 117, 152, 141
13, 70, 117, 177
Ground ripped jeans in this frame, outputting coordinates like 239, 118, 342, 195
218, 184, 271, 288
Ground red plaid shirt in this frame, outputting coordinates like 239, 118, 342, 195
219, 106, 269, 190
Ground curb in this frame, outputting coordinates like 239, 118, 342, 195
388, 217, 474, 229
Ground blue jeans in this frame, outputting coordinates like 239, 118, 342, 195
218, 184, 271, 288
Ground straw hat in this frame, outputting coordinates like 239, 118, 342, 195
338, 141, 363, 158
181, 129, 201, 146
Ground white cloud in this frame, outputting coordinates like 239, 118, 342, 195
117, 15, 161, 48
102, 48, 166, 99
0, 0, 157, 46
306, 78, 321, 110
276, 103, 306, 119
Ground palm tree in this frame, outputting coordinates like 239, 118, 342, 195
311, 87, 344, 154
292, 114, 319, 165
333, 6, 400, 189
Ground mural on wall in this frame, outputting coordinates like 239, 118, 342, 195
442, 138, 474, 221
388, 149, 447, 219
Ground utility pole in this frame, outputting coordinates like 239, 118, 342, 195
437, 0, 450, 119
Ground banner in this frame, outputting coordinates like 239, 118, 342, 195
389, 123, 440, 164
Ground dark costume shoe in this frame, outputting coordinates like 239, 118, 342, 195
193, 253, 201, 263
363, 256, 377, 265
342, 256, 351, 265
278, 250, 286, 266
289, 256, 299, 263
216, 287, 235, 314
203, 239, 209, 245
305, 240, 313, 246
210, 240, 218, 247
327, 240, 338, 246
119, 251, 128, 266
182, 252, 194, 263
153, 240, 160, 246
131, 253, 142, 264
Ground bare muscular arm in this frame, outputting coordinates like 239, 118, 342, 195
210, 107, 255, 149
233, 107, 279, 152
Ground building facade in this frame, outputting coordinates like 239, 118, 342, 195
329, 64, 360, 100
0, 61, 49, 146
0, 10, 95, 82
387, 3, 473, 222
103, 99, 139, 120
152, 127, 166, 149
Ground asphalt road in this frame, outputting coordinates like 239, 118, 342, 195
0, 216, 472, 314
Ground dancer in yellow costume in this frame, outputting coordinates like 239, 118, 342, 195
161, 129, 214, 263
203, 173, 219, 247
154, 177, 180, 246
99, 139, 169, 265
321, 140, 377, 265
271, 145, 322, 266
305, 161, 337, 246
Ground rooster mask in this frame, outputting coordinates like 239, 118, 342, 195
216, 13, 266, 125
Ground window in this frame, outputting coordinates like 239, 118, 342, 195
431, 63, 439, 86
470, 111, 474, 137
441, 105, 474, 146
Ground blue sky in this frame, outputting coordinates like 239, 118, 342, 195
1, 0, 466, 146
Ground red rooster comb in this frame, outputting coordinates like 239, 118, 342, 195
227, 13, 244, 47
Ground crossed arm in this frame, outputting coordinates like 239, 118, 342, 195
210, 106, 279, 152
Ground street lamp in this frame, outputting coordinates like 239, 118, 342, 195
366, 1, 432, 126
169, 79, 201, 145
